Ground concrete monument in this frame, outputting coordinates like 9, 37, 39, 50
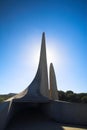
0, 32, 87, 130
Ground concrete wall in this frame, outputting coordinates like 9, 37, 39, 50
42, 101, 87, 126
1, 100, 87, 129
0, 101, 10, 130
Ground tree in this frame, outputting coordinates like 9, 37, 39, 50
58, 91, 66, 101
81, 96, 87, 103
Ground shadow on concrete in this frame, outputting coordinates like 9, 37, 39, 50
6, 102, 64, 130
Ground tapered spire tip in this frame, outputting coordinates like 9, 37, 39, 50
42, 32, 45, 36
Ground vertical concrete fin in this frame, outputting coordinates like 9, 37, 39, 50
50, 63, 58, 100
39, 32, 49, 98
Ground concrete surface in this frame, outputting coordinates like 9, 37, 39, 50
5, 103, 87, 130
50, 63, 58, 100
42, 101, 87, 126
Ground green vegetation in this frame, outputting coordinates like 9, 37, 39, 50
59, 90, 87, 103
0, 93, 16, 103
0, 91, 87, 103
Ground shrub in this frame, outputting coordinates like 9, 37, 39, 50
81, 96, 87, 103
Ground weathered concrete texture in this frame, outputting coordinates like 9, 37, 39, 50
50, 63, 58, 100
42, 101, 87, 126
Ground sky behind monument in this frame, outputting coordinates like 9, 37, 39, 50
0, 0, 87, 94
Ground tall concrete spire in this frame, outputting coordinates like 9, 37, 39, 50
26, 32, 49, 98
50, 63, 58, 100
39, 32, 49, 98
11, 32, 50, 101
17, 32, 49, 100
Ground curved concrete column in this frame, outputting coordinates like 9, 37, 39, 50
17, 32, 49, 100
11, 32, 50, 102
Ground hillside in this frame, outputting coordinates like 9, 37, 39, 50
0, 93, 16, 102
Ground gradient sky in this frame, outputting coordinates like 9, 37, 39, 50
0, 0, 87, 94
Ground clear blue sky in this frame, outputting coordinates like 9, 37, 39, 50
0, 0, 87, 94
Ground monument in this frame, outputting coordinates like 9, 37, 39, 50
0, 32, 58, 129
0, 32, 87, 130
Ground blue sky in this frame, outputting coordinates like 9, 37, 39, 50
0, 0, 87, 94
